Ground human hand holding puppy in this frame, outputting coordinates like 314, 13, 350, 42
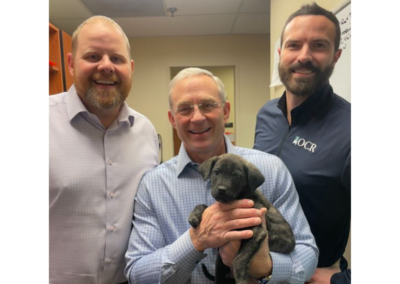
219, 207, 273, 280
190, 154, 294, 283
189, 199, 263, 253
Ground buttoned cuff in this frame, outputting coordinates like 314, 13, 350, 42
268, 252, 293, 282
167, 230, 207, 272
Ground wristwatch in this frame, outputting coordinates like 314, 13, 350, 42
257, 274, 272, 283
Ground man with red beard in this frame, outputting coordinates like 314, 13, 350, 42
49, 16, 159, 284
254, 3, 351, 284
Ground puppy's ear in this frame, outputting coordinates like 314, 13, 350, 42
198, 156, 219, 180
246, 162, 265, 191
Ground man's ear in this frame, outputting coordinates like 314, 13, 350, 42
67, 53, 74, 77
332, 49, 342, 66
168, 110, 176, 129
130, 59, 135, 74
198, 156, 219, 180
223, 101, 230, 123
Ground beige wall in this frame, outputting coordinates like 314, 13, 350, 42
270, 0, 351, 267
126, 35, 270, 161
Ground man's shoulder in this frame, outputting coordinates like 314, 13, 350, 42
126, 105, 146, 119
49, 92, 69, 122
257, 97, 282, 120
126, 105, 156, 127
234, 148, 290, 189
141, 157, 178, 180
324, 94, 351, 130
266, 97, 280, 105
332, 93, 351, 114
235, 147, 283, 167
260, 97, 280, 111
49, 92, 67, 106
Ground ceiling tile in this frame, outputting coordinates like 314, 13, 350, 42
240, 0, 270, 13
49, 0, 271, 37
115, 14, 236, 37
232, 13, 269, 34
81, 0, 166, 17
49, 0, 93, 19
164, 0, 242, 15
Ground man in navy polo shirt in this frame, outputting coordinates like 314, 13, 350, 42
254, 3, 351, 284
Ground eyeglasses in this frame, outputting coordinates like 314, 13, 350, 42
175, 100, 223, 116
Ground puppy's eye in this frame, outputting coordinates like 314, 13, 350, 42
213, 170, 220, 176
233, 173, 241, 180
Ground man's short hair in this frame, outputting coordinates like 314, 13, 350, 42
280, 2, 341, 51
71, 15, 131, 59
168, 68, 227, 111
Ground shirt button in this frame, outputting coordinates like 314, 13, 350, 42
107, 258, 113, 263
109, 192, 115, 199
110, 225, 116, 232
108, 160, 113, 166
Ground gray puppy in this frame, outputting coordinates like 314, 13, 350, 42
189, 153, 295, 284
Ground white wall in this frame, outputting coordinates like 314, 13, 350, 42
125, 34, 270, 161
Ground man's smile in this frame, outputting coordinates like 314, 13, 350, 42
94, 79, 117, 86
293, 69, 314, 74
189, 127, 211, 134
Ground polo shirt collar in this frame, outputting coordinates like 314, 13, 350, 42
277, 82, 334, 125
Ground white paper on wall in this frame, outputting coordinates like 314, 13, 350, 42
270, 39, 283, 87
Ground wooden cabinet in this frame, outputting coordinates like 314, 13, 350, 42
49, 23, 73, 95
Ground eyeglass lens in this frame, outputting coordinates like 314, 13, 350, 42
176, 100, 221, 116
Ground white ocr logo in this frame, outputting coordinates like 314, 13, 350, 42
292, 136, 317, 153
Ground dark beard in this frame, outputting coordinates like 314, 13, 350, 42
279, 61, 334, 96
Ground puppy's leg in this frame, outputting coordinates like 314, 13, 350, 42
255, 191, 295, 254
188, 204, 208, 228
215, 253, 235, 284
233, 226, 267, 284
266, 206, 295, 254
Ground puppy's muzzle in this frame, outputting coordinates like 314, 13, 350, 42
213, 185, 233, 202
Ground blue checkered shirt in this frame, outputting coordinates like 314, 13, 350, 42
125, 137, 318, 283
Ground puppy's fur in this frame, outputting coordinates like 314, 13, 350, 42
189, 153, 295, 284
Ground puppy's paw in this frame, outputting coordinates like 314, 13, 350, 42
188, 204, 208, 228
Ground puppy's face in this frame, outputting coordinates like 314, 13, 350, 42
198, 154, 265, 203
210, 158, 248, 202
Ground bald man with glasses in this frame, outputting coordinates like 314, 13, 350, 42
125, 68, 318, 284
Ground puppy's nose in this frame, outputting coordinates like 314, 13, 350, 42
217, 186, 227, 195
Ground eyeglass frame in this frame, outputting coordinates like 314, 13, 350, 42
172, 100, 226, 116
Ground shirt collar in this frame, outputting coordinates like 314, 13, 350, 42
65, 84, 135, 128
65, 84, 89, 122
277, 82, 334, 124
175, 135, 238, 178
118, 102, 135, 127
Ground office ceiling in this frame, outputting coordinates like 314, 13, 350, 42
49, 0, 270, 37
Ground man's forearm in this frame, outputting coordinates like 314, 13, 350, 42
128, 231, 206, 283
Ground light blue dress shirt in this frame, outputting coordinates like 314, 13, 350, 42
49, 85, 159, 284
125, 137, 318, 283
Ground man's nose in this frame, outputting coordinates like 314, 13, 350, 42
190, 105, 206, 121
297, 45, 312, 63
98, 56, 115, 74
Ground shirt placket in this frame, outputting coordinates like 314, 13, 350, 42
103, 129, 119, 281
